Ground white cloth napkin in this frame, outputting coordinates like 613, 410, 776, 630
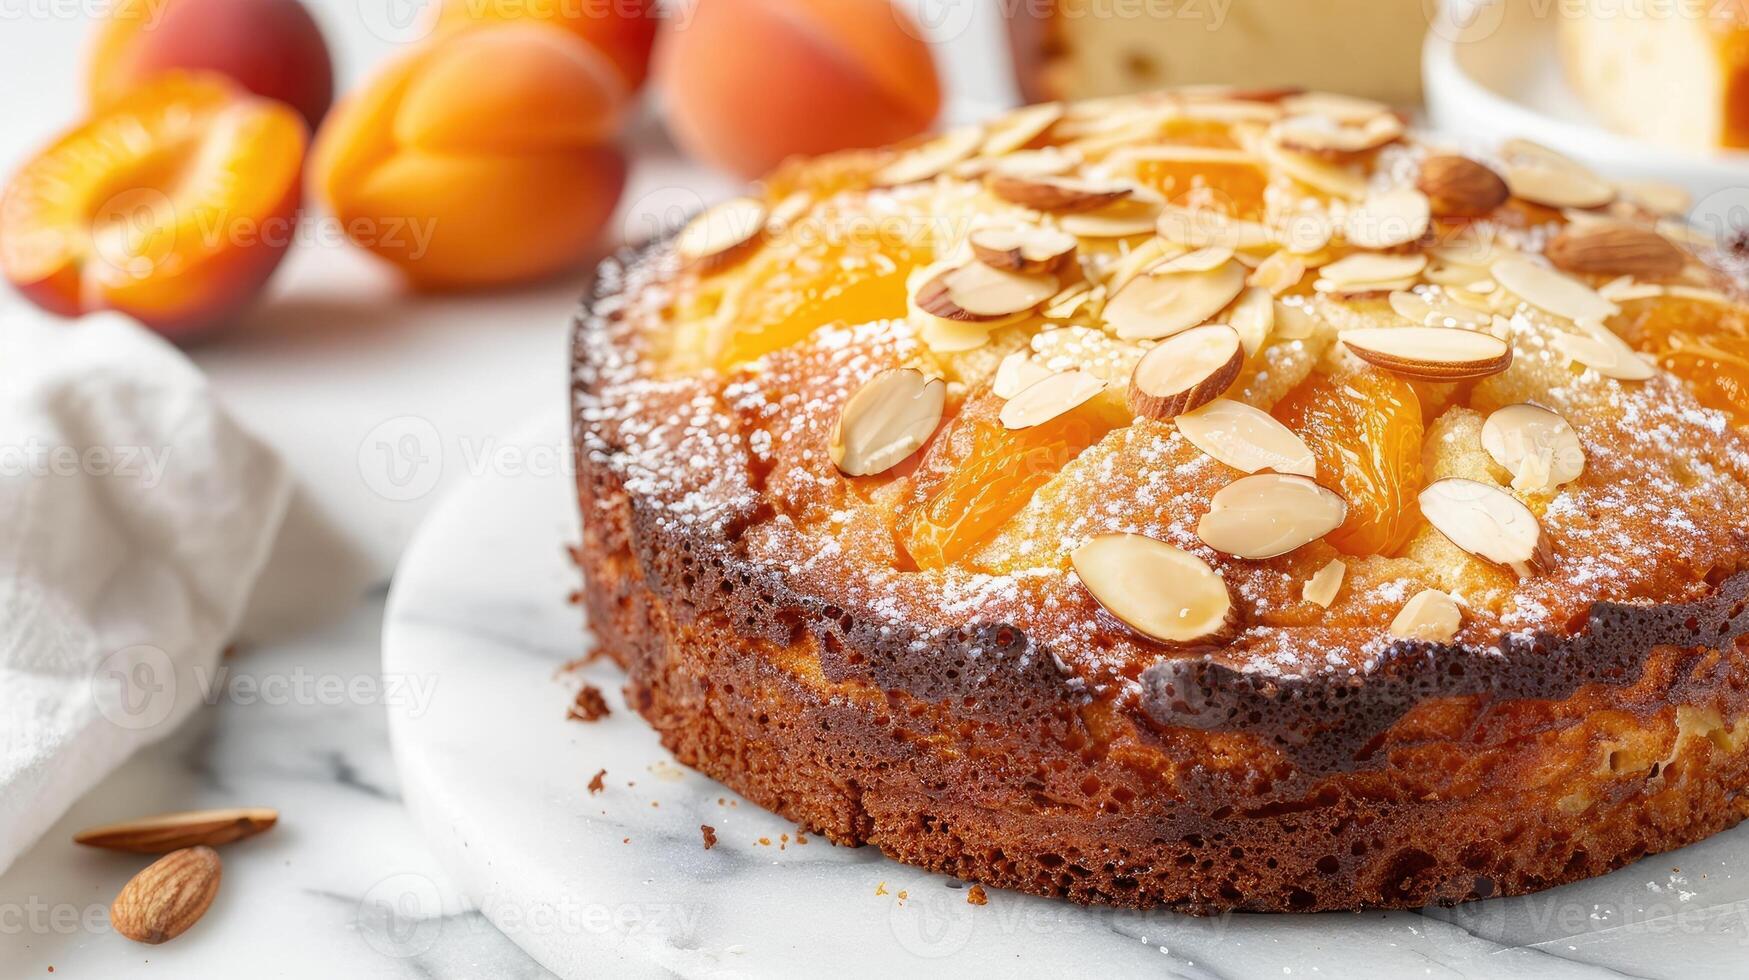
0, 312, 291, 873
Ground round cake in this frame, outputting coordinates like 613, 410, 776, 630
570, 89, 1749, 913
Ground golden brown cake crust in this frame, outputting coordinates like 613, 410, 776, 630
573, 244, 1749, 913
571, 92, 1749, 912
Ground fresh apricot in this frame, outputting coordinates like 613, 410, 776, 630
89, 0, 334, 129
433, 0, 659, 91
1274, 365, 1425, 556
310, 24, 629, 289
1, 73, 305, 340
656, 0, 941, 178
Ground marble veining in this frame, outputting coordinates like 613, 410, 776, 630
381, 417, 1749, 980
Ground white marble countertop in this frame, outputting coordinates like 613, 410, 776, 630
0, 592, 562, 977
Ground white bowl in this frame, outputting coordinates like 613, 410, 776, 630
1423, 0, 1749, 241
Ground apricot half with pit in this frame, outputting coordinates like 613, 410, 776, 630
1, 73, 306, 340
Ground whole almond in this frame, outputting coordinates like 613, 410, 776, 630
1546, 223, 1685, 279
75, 807, 278, 854
1417, 155, 1509, 218
111, 846, 222, 945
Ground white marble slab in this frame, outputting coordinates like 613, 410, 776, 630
383, 414, 1749, 980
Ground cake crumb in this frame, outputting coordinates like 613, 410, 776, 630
587, 769, 607, 795
701, 825, 717, 849
967, 885, 989, 906
875, 881, 889, 896
794, 830, 808, 845
758, 836, 772, 846
567, 684, 611, 722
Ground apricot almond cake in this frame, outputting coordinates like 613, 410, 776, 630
571, 89, 1749, 912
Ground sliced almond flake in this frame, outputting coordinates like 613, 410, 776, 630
1129, 325, 1245, 420
829, 368, 945, 476
1227, 286, 1275, 356
1499, 140, 1614, 208
1302, 558, 1347, 608
1272, 111, 1404, 156
1176, 397, 1317, 476
1491, 257, 1619, 323
1390, 589, 1462, 643
1103, 261, 1248, 340
1042, 281, 1096, 319
1430, 233, 1515, 269
1071, 533, 1232, 644
1273, 300, 1318, 340
676, 197, 769, 271
992, 351, 1054, 399
1105, 237, 1181, 293
969, 224, 1078, 275
1344, 188, 1431, 250
1059, 194, 1165, 238
1279, 92, 1391, 122
1667, 285, 1734, 305
1388, 290, 1433, 324
1657, 217, 1716, 250
1315, 276, 1421, 296
1482, 403, 1585, 492
1274, 212, 1338, 255
1396, 287, 1493, 329
918, 314, 1001, 353
1504, 164, 1615, 210
1196, 473, 1347, 559
1616, 178, 1692, 215
981, 102, 1065, 156
764, 192, 812, 233
1598, 277, 1665, 303
1320, 252, 1428, 287
999, 370, 1106, 429
915, 262, 1058, 321
1341, 326, 1512, 382
1157, 205, 1273, 250
1262, 141, 1369, 200
1553, 331, 1656, 381
1419, 477, 1551, 578
983, 147, 1081, 178
1173, 97, 1285, 124
1153, 245, 1235, 274
990, 174, 1133, 213
1249, 251, 1307, 295
873, 127, 984, 186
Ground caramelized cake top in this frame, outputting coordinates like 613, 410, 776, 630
574, 89, 1749, 757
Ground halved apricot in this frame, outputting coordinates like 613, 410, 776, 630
1, 72, 305, 340
1614, 296, 1749, 425
899, 395, 1111, 569
1274, 365, 1425, 556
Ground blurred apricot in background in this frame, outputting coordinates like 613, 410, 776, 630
656, 0, 942, 179
88, 0, 334, 129
311, 24, 629, 290
1, 73, 306, 340
433, 0, 659, 92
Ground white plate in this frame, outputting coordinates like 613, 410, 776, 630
1424, 0, 1749, 239
383, 414, 1749, 979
